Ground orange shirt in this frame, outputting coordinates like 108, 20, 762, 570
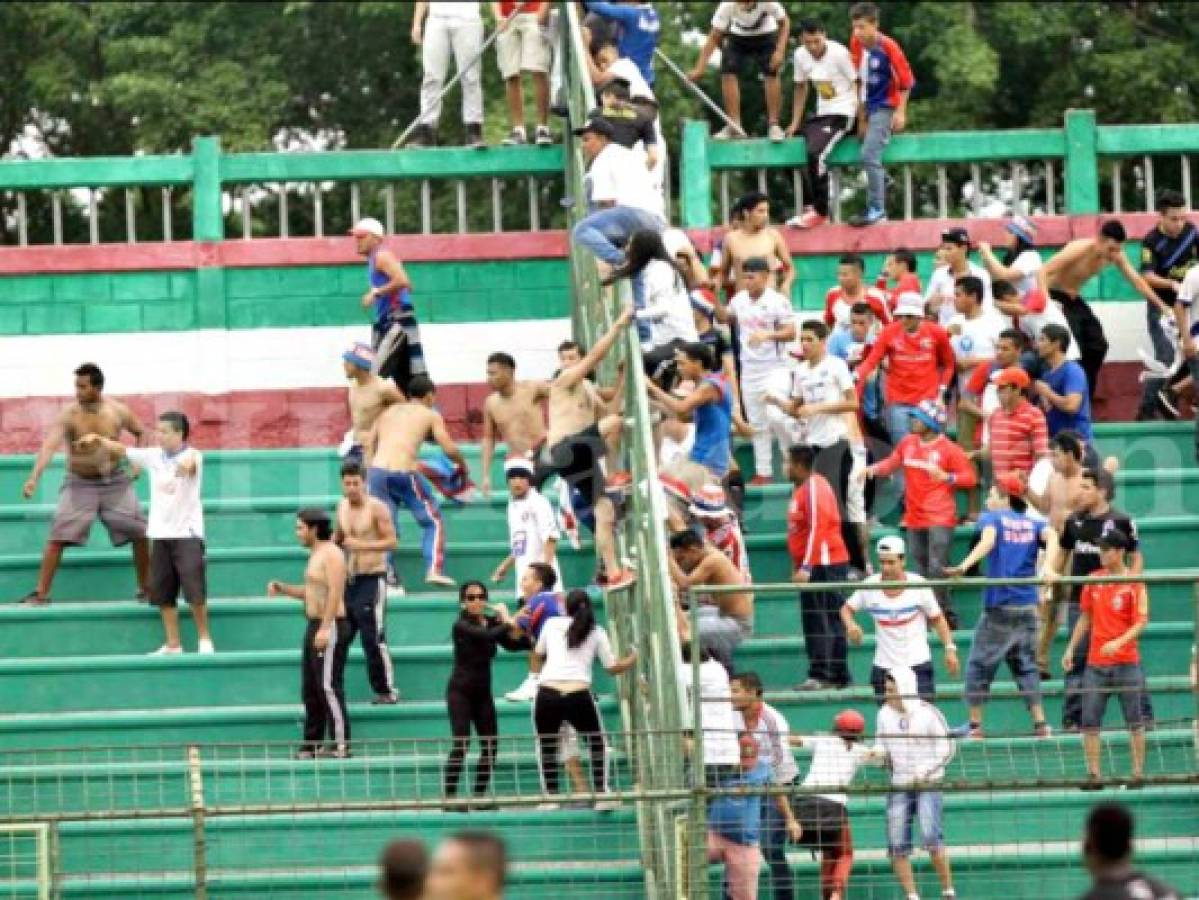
1080, 572, 1147, 667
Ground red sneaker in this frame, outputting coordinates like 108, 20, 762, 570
603, 569, 637, 591
605, 471, 633, 490
748, 476, 772, 487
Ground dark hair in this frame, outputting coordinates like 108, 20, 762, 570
446, 831, 507, 890
158, 411, 190, 440
997, 327, 1027, 349
1156, 188, 1186, 213
600, 79, 631, 102
680, 641, 714, 664
1009, 494, 1028, 514
736, 190, 770, 213
613, 229, 686, 283
378, 839, 428, 900
799, 18, 826, 34
74, 362, 104, 389
1051, 431, 1084, 462
297, 507, 333, 541
954, 275, 984, 302
458, 580, 489, 603
1040, 323, 1072, 353
992, 279, 1018, 301
850, 1, 880, 22
408, 375, 435, 399
678, 341, 715, 371
1080, 466, 1116, 500
849, 301, 874, 318
801, 319, 830, 340
891, 248, 917, 272
788, 444, 816, 470
838, 253, 865, 272
1085, 803, 1133, 863
564, 588, 597, 648
670, 529, 704, 551
731, 671, 764, 696
1001, 232, 1036, 267
340, 459, 365, 480
526, 561, 557, 592
1099, 220, 1127, 243
558, 339, 582, 355
487, 352, 516, 370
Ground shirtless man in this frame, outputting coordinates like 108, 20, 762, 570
19, 363, 149, 605
267, 508, 351, 759
366, 376, 465, 588
342, 343, 404, 465
1037, 220, 1165, 400
540, 308, 635, 590
335, 460, 400, 705
480, 352, 549, 497
669, 528, 753, 673
716, 191, 795, 297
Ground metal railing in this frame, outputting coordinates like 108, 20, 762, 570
679, 111, 1199, 227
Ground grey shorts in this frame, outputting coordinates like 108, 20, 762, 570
49, 472, 146, 547
149, 538, 207, 607
697, 606, 753, 670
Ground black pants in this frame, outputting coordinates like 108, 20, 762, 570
1052, 290, 1108, 402
301, 619, 352, 752
533, 686, 607, 794
800, 115, 853, 217
799, 564, 851, 687
812, 439, 866, 572
345, 574, 395, 696
371, 310, 427, 395
536, 424, 606, 512
444, 681, 499, 797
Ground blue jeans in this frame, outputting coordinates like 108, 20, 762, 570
882, 401, 919, 497
886, 790, 944, 857
760, 787, 795, 900
964, 606, 1042, 710
571, 205, 665, 266
1137, 304, 1176, 418
1081, 663, 1148, 730
861, 107, 895, 212
1061, 598, 1154, 728
367, 467, 447, 577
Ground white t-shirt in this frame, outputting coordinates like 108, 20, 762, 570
925, 262, 993, 327
1007, 249, 1043, 299
536, 617, 615, 685
1019, 296, 1081, 360
1177, 266, 1199, 351
735, 703, 799, 784
789, 354, 854, 448
426, 1, 481, 22
586, 142, 664, 219
728, 288, 794, 373
799, 735, 878, 805
507, 489, 561, 591
845, 572, 942, 669
792, 39, 858, 119
638, 260, 699, 348
679, 659, 740, 766
711, 1, 786, 37
125, 447, 204, 540
606, 57, 655, 102
947, 309, 1006, 393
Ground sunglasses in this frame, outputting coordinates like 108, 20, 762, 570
464, 593, 487, 600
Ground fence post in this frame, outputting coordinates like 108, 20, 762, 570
1063, 109, 1100, 215
191, 136, 224, 242
187, 745, 208, 900
680, 121, 713, 230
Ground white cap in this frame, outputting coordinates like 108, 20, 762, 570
662, 228, 693, 258
876, 535, 906, 557
504, 456, 536, 479
894, 292, 925, 318
349, 217, 385, 238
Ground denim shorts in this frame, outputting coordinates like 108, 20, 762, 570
1080, 663, 1148, 730
886, 790, 944, 857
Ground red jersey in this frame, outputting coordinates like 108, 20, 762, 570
876, 272, 923, 312
1080, 573, 1147, 667
787, 473, 848, 570
823, 286, 892, 330
499, 1, 543, 15
872, 433, 977, 528
704, 519, 751, 581
987, 400, 1049, 479
855, 320, 955, 405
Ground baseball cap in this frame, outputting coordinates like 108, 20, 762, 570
894, 292, 925, 318
742, 256, 770, 274
504, 457, 536, 480
349, 217, 384, 238
996, 472, 1027, 500
1007, 215, 1038, 245
908, 399, 947, 433
342, 342, 375, 370
941, 226, 970, 247
832, 709, 865, 735
992, 366, 1031, 390
876, 535, 906, 558
572, 116, 615, 138
1097, 528, 1133, 551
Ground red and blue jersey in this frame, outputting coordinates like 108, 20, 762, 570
515, 591, 564, 638
850, 33, 914, 115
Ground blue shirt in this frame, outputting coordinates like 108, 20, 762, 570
516, 591, 563, 638
707, 759, 771, 846
586, 2, 660, 84
1040, 360, 1093, 442
368, 249, 412, 323
690, 374, 732, 477
978, 510, 1043, 608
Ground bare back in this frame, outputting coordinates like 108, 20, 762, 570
348, 376, 400, 445
62, 400, 134, 479
725, 227, 785, 291
337, 496, 390, 576
372, 402, 438, 472
485, 381, 548, 455
547, 378, 603, 447
304, 543, 346, 620
1046, 239, 1108, 296
695, 549, 753, 620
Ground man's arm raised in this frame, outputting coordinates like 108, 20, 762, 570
554, 307, 634, 390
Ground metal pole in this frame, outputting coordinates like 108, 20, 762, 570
653, 48, 747, 139
187, 745, 208, 900
391, 17, 517, 150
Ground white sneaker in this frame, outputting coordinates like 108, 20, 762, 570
767, 123, 785, 142
150, 644, 183, 656
504, 674, 539, 702
535, 801, 561, 811
713, 123, 743, 140
593, 798, 622, 812
197, 639, 215, 655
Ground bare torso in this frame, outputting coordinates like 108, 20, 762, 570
547, 378, 602, 447
63, 401, 132, 479
1047, 239, 1107, 296
725, 227, 784, 291
348, 376, 399, 446
695, 549, 753, 619
372, 403, 436, 472
304, 544, 346, 620
485, 382, 548, 455
337, 496, 390, 576
1046, 470, 1085, 534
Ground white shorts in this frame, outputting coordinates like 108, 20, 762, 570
497, 13, 550, 79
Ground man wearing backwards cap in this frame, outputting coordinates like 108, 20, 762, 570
341, 343, 404, 467
490, 457, 561, 600
349, 218, 426, 395
946, 475, 1058, 740
983, 365, 1050, 485
923, 226, 992, 328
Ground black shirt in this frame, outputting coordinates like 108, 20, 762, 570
593, 103, 657, 150
449, 613, 515, 691
1077, 869, 1180, 900
698, 324, 734, 362
1140, 222, 1199, 305
1060, 506, 1139, 600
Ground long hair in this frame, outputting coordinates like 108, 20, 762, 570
612, 229, 687, 283
1001, 231, 1035, 267
564, 588, 597, 648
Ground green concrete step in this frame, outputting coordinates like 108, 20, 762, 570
0, 698, 620, 751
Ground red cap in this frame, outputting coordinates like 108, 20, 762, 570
1023, 286, 1048, 314
996, 472, 1027, 499
832, 709, 865, 735
992, 366, 1030, 390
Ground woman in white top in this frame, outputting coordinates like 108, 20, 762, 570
533, 589, 637, 807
